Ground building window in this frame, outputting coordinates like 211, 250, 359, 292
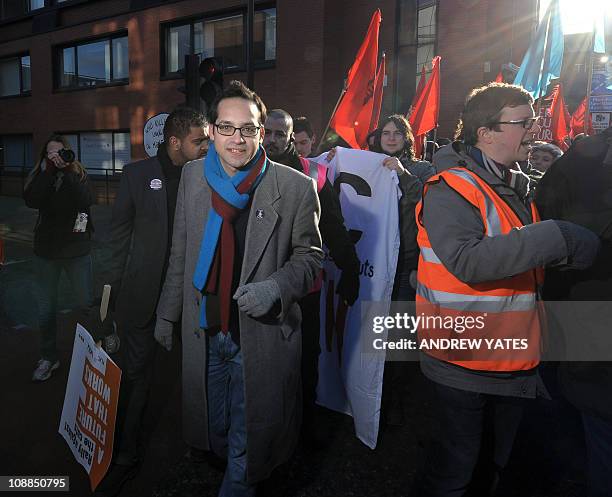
56, 34, 129, 89
163, 7, 276, 76
0, 55, 31, 97
394, 0, 437, 113
60, 131, 130, 174
0, 0, 47, 20
254, 8, 276, 62
0, 135, 33, 169
416, 0, 437, 87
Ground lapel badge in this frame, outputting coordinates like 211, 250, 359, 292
150, 178, 162, 190
256, 209, 264, 220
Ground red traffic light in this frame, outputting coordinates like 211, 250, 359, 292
199, 57, 224, 108
200, 57, 223, 81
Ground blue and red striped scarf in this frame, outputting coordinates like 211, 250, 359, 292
193, 142, 268, 332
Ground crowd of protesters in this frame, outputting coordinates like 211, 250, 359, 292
21, 80, 612, 497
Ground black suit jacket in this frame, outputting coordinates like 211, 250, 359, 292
105, 156, 170, 328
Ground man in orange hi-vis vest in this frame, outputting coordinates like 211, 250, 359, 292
411, 83, 601, 497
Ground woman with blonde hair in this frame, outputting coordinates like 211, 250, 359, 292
24, 134, 95, 381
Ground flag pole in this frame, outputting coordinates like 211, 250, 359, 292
584, 21, 597, 136
535, 7, 552, 118
429, 56, 440, 159
429, 59, 440, 160
316, 83, 347, 155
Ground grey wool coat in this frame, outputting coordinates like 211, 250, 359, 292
156, 158, 323, 483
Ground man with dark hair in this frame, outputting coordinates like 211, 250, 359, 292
293, 116, 316, 158
162, 106, 210, 157
413, 82, 600, 496
93, 106, 209, 497
154, 82, 323, 496
263, 108, 360, 444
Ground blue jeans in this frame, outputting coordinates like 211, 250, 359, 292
582, 412, 612, 497
207, 332, 255, 497
36, 255, 94, 362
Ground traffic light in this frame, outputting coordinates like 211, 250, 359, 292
199, 57, 224, 110
180, 54, 201, 111
179, 55, 224, 112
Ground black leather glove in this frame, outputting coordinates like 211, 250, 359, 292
78, 306, 119, 353
336, 268, 360, 306
554, 220, 601, 270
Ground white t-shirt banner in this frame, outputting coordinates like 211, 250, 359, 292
315, 147, 400, 449
59, 324, 121, 491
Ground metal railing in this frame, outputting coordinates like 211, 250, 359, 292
0, 165, 122, 205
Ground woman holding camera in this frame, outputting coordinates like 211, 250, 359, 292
24, 134, 94, 382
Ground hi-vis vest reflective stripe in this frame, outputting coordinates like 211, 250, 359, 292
299, 156, 327, 193
415, 167, 545, 372
299, 156, 327, 293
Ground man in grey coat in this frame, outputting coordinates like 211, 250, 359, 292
154, 81, 323, 496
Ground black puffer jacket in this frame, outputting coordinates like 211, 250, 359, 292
24, 166, 94, 259
536, 126, 612, 419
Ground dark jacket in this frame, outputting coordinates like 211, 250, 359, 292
536, 126, 612, 419
23, 166, 93, 259
104, 152, 178, 328
273, 143, 360, 275
401, 157, 436, 187
396, 159, 431, 279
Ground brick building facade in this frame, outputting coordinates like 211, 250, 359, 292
4, 0, 598, 194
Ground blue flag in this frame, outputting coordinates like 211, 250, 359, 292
513, 0, 564, 99
594, 14, 606, 54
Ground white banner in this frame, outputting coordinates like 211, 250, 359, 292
316, 147, 400, 449
59, 324, 121, 491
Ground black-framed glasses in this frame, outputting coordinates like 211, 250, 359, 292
492, 117, 539, 129
214, 123, 261, 138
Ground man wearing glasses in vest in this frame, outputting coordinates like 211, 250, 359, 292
411, 83, 601, 497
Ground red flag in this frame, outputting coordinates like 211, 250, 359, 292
494, 71, 503, 83
408, 65, 427, 115
570, 96, 594, 138
409, 56, 441, 137
329, 10, 381, 149
369, 53, 385, 133
549, 83, 570, 151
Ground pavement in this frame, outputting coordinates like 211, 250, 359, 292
0, 195, 589, 497
0, 196, 185, 497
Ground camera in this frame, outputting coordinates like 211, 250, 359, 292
59, 149, 75, 163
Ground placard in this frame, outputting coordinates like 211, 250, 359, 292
59, 324, 121, 491
144, 113, 169, 158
